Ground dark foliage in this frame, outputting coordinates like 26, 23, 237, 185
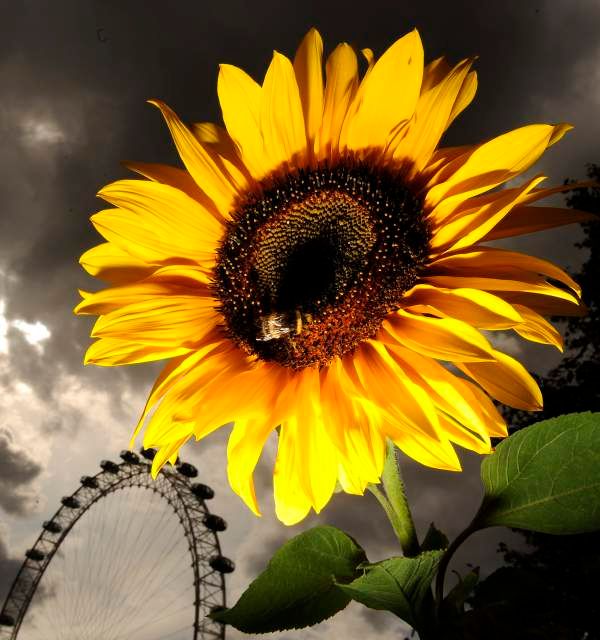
444, 165, 600, 640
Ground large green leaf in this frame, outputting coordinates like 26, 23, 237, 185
337, 551, 442, 626
210, 526, 367, 632
477, 412, 600, 533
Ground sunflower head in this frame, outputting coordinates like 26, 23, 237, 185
215, 160, 430, 369
76, 28, 589, 525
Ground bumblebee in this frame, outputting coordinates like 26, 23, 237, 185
257, 310, 313, 342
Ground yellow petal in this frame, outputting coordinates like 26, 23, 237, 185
482, 205, 596, 241
426, 124, 567, 220
383, 310, 495, 362
194, 364, 284, 441
429, 247, 581, 298
447, 69, 477, 127
123, 161, 226, 223
402, 284, 523, 329
150, 435, 192, 478
548, 122, 574, 146
520, 179, 598, 205
75, 281, 198, 316
131, 339, 227, 445
320, 359, 385, 493
423, 144, 474, 186
224, 365, 295, 516
361, 48, 375, 67
351, 341, 442, 442
386, 428, 461, 471
279, 368, 338, 514
144, 264, 212, 287
84, 338, 192, 366
140, 342, 250, 447
392, 58, 475, 170
421, 57, 451, 93
94, 180, 222, 264
76, 265, 212, 317
344, 29, 424, 151
294, 28, 324, 158
429, 175, 546, 251
436, 413, 491, 454
458, 350, 543, 411
319, 43, 358, 160
273, 420, 313, 525
145, 419, 196, 449
386, 343, 493, 448
189, 121, 253, 187
461, 381, 508, 438
217, 64, 272, 178
424, 275, 580, 305
261, 51, 307, 169
191, 121, 239, 157
499, 291, 586, 317
512, 304, 564, 351
149, 99, 240, 215
79, 242, 155, 285
91, 295, 219, 346
227, 418, 274, 517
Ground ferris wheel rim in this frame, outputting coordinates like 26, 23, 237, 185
0, 451, 232, 640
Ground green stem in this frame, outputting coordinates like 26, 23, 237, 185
367, 484, 406, 546
369, 442, 420, 557
434, 522, 478, 615
383, 441, 420, 557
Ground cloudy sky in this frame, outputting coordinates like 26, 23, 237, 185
1, 0, 599, 638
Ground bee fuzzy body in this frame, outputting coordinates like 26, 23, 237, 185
257, 310, 312, 342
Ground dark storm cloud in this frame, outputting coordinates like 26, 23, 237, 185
0, 534, 21, 602
0, 427, 42, 515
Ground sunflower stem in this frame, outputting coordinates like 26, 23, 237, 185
367, 484, 407, 547
434, 521, 478, 616
370, 441, 420, 557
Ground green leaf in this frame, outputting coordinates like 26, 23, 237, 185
421, 522, 449, 551
209, 525, 367, 632
442, 567, 479, 616
337, 551, 443, 626
477, 412, 600, 533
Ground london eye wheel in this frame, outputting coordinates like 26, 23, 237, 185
0, 449, 234, 640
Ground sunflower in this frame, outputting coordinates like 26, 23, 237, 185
76, 28, 592, 525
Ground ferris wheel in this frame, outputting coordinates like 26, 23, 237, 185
0, 448, 234, 640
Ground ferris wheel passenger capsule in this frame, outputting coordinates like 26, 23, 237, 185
140, 447, 156, 461
43, 520, 62, 534
80, 475, 99, 488
120, 450, 140, 464
177, 462, 198, 478
0, 613, 15, 626
203, 514, 227, 532
191, 483, 215, 500
25, 549, 45, 562
61, 496, 80, 509
209, 555, 235, 574
100, 460, 120, 474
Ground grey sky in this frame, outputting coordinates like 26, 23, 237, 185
1, 0, 599, 638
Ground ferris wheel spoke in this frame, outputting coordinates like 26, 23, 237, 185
107, 523, 192, 634
93, 487, 161, 639
94, 488, 137, 628
113, 600, 195, 640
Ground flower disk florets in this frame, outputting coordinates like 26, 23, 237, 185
215, 160, 430, 369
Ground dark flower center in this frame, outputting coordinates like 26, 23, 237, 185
214, 161, 430, 369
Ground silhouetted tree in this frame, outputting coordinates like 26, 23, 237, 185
444, 165, 600, 640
